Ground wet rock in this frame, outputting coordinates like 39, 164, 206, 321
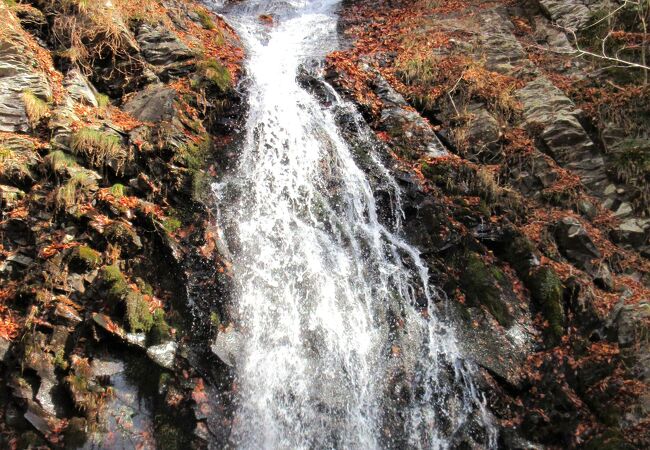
147, 341, 178, 370
459, 252, 514, 327
23, 332, 59, 416
371, 73, 447, 158
53, 302, 83, 327
211, 327, 243, 367
0, 22, 52, 132
93, 311, 150, 349
554, 217, 601, 268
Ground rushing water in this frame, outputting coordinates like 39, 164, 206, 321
208, 0, 497, 448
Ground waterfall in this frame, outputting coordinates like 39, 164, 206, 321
208, 1, 497, 448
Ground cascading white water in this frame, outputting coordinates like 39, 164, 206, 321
209, 1, 497, 448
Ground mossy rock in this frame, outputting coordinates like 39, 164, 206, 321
459, 252, 514, 327
148, 309, 171, 345
105, 221, 142, 251
101, 264, 130, 302
194, 59, 232, 93
69, 245, 101, 272
125, 291, 153, 333
503, 235, 538, 275
529, 266, 565, 345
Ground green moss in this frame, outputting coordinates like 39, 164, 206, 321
191, 170, 212, 203
45, 150, 80, 175
101, 264, 130, 301
71, 245, 101, 270
210, 311, 220, 328
125, 291, 153, 333
53, 348, 68, 370
460, 252, 514, 327
148, 308, 171, 345
195, 59, 232, 93
110, 183, 125, 198
177, 137, 210, 170
529, 266, 565, 344
95, 93, 110, 108
55, 170, 98, 208
22, 90, 50, 126
504, 235, 538, 275
135, 278, 154, 296
163, 216, 182, 234
195, 9, 216, 30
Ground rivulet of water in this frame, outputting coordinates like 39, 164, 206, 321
207, 1, 497, 448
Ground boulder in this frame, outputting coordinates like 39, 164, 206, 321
63, 69, 99, 107
463, 103, 501, 159
538, 0, 593, 30
478, 9, 533, 75
611, 218, 649, 249
211, 327, 243, 367
554, 217, 601, 268
123, 84, 178, 123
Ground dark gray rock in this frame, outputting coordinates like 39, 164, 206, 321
554, 217, 601, 268
372, 73, 447, 157
611, 218, 649, 249
478, 9, 533, 75
136, 24, 195, 79
123, 84, 177, 123
517, 77, 609, 194
463, 103, 501, 159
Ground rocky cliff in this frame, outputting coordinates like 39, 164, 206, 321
0, 0, 243, 447
326, 0, 649, 448
0, 0, 648, 449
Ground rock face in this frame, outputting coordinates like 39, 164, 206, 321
538, 0, 594, 30
0, 0, 243, 447
0, 18, 51, 132
517, 77, 609, 194
137, 24, 195, 79
372, 73, 447, 157
332, 0, 650, 447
